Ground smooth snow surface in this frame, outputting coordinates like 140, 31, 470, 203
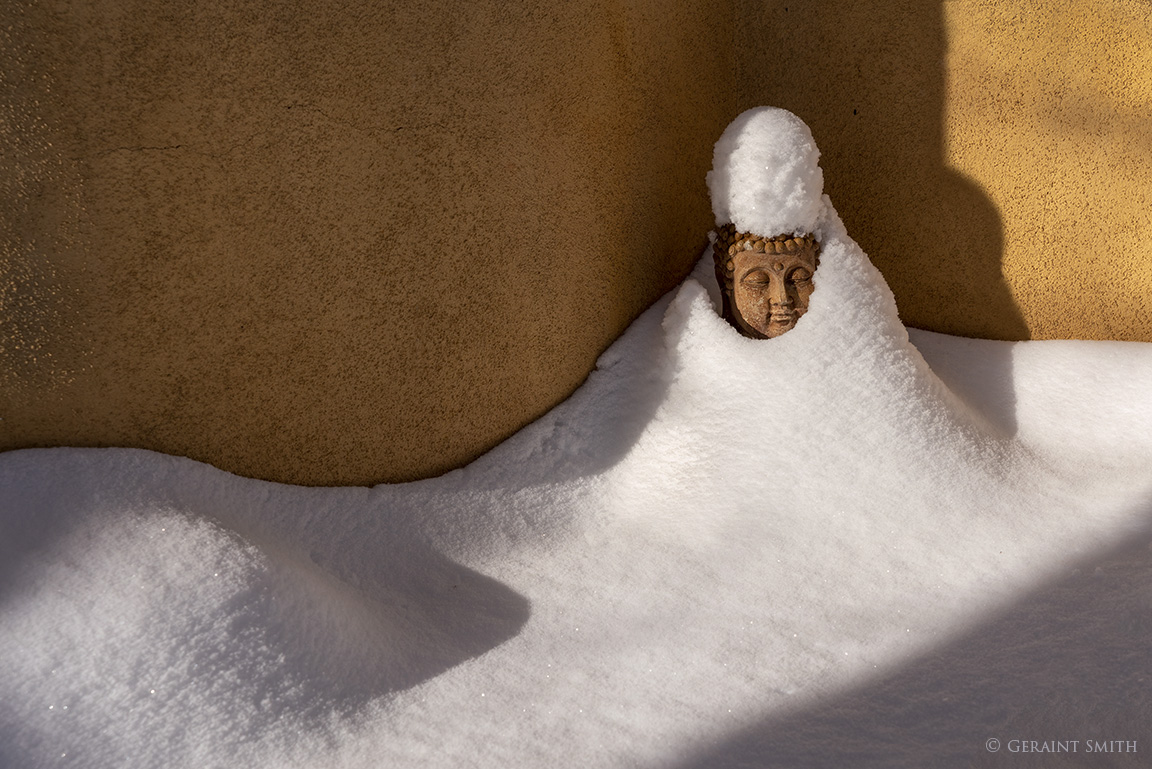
4, 207, 1152, 768
707, 107, 824, 236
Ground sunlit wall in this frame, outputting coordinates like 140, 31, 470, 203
2, 0, 1148, 485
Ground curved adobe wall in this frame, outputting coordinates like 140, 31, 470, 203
1, 0, 733, 485
3, 0, 1150, 486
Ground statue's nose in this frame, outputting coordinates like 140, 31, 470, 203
769, 277, 792, 306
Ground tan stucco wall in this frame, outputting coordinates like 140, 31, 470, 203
3, 0, 1150, 485
1, 0, 733, 485
734, 0, 1152, 342
943, 1, 1152, 341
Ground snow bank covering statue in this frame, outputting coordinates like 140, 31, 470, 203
652, 106, 1026, 529
2, 108, 1152, 769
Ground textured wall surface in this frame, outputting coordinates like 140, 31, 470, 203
1, 0, 733, 485
3, 0, 1150, 486
943, 1, 1152, 341
734, 0, 1152, 342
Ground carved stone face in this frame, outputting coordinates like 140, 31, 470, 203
730, 241, 818, 338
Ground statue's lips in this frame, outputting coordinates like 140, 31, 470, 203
769, 311, 797, 323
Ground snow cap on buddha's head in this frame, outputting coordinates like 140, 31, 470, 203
707, 107, 824, 238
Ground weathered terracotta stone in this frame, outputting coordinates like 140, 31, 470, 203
712, 226, 819, 339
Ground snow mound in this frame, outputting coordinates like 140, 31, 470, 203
706, 107, 824, 236
3, 189, 1152, 767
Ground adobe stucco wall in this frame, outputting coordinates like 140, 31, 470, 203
734, 0, 1152, 342
943, 1, 1152, 340
1, 0, 734, 485
3, 0, 1150, 485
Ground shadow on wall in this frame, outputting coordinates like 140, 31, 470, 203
734, 0, 1030, 342
673, 495, 1152, 769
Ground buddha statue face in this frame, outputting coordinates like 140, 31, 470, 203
713, 227, 819, 339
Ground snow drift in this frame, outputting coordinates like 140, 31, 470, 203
3, 114, 1152, 767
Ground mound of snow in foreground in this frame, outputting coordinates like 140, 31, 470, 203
3, 211, 1152, 769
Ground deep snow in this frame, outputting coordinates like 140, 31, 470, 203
3, 198, 1151, 767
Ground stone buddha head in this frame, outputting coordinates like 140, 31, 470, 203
712, 225, 819, 339
706, 107, 826, 339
